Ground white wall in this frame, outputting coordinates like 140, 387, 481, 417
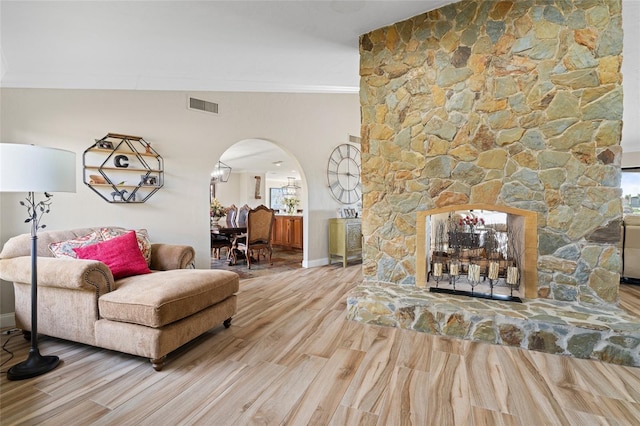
264, 177, 306, 213
215, 174, 306, 216
214, 172, 266, 211
0, 88, 360, 316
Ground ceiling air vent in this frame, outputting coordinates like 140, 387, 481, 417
188, 97, 219, 114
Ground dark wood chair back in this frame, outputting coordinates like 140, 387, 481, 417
231, 205, 275, 268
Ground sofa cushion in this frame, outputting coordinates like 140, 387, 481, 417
98, 269, 239, 328
48, 230, 104, 258
73, 231, 151, 279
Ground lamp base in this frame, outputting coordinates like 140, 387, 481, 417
7, 349, 60, 381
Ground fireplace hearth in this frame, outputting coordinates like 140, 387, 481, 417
347, 282, 640, 367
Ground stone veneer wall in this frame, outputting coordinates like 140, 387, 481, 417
359, 0, 624, 306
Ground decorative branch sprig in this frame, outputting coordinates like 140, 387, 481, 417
20, 192, 53, 232
507, 225, 523, 269
434, 219, 446, 253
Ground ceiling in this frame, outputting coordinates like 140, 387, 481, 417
0, 1, 456, 93
218, 138, 304, 182
0, 0, 456, 180
2, 0, 639, 178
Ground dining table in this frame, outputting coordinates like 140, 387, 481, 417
211, 227, 247, 265
212, 226, 246, 237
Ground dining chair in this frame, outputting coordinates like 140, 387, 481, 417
211, 231, 233, 260
231, 205, 275, 268
209, 204, 239, 260
231, 204, 251, 252
226, 204, 238, 228
236, 204, 250, 229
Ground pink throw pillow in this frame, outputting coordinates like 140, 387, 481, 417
99, 227, 152, 266
73, 231, 151, 279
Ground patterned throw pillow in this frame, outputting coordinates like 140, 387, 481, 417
48, 231, 104, 258
100, 228, 152, 266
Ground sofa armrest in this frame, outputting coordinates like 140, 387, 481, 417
150, 244, 195, 270
0, 256, 114, 295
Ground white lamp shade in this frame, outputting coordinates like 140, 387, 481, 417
0, 143, 76, 192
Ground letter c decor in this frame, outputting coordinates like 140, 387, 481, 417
114, 155, 129, 168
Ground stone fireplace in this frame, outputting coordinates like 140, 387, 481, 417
348, 0, 640, 367
358, 0, 623, 305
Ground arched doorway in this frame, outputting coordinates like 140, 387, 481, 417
209, 138, 306, 274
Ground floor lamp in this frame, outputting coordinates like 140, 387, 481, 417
0, 143, 76, 380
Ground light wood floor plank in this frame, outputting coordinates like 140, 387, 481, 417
284, 347, 366, 425
33, 399, 111, 426
0, 387, 53, 425
594, 395, 640, 425
494, 347, 572, 425
341, 319, 385, 353
329, 404, 379, 426
275, 308, 345, 365
376, 366, 431, 425
559, 409, 612, 426
231, 307, 320, 366
89, 357, 178, 410
236, 354, 328, 425
2, 349, 140, 424
2, 265, 640, 425
95, 359, 251, 425
620, 283, 640, 316
340, 326, 400, 415
534, 350, 640, 402
465, 341, 511, 414
528, 351, 624, 421
470, 405, 519, 426
427, 349, 472, 425
394, 329, 433, 372
159, 360, 286, 425
138, 360, 253, 425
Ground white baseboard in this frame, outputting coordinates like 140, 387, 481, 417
0, 312, 15, 329
303, 258, 330, 268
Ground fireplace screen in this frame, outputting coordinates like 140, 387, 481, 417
426, 210, 524, 302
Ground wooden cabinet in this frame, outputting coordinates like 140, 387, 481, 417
272, 216, 286, 246
83, 133, 163, 203
328, 218, 362, 267
271, 215, 303, 250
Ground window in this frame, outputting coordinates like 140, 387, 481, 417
622, 167, 640, 214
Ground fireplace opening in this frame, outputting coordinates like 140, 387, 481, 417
416, 204, 538, 299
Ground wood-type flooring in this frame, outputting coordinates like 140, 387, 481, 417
1, 265, 640, 425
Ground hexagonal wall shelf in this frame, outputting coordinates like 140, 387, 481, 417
83, 133, 164, 203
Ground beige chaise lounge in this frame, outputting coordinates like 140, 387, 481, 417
0, 227, 239, 371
